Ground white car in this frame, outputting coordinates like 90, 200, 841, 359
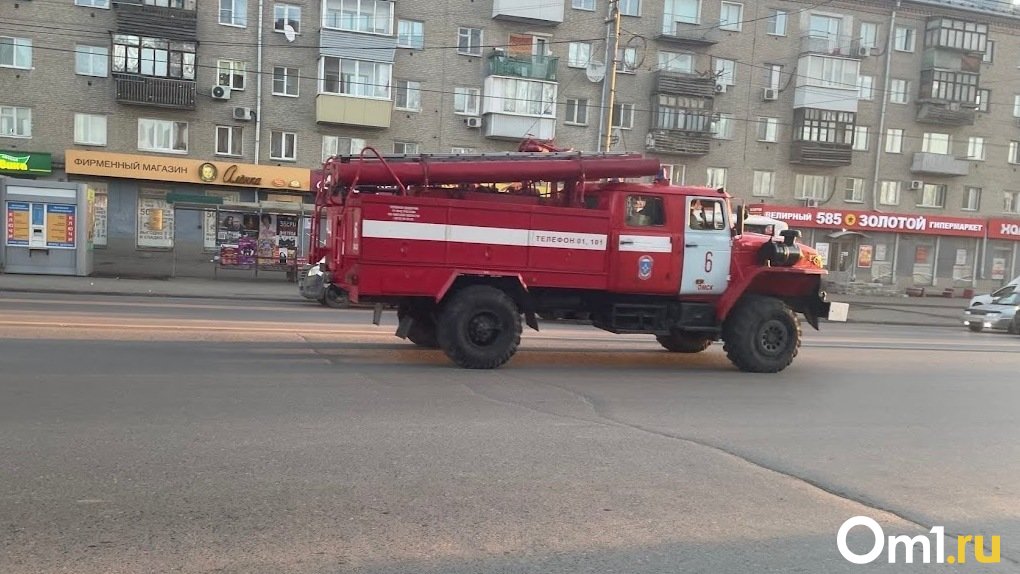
969, 275, 1020, 307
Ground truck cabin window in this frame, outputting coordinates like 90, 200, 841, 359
626, 195, 665, 227
689, 198, 726, 231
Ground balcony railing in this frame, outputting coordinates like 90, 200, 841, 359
492, 0, 563, 24
915, 101, 976, 126
487, 53, 558, 82
799, 34, 864, 58
911, 152, 970, 177
657, 23, 719, 46
114, 0, 197, 41
114, 74, 196, 109
790, 141, 852, 166
655, 71, 717, 99
645, 130, 712, 156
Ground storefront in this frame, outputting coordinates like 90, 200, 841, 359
0, 150, 52, 179
749, 204, 1016, 293
64, 150, 313, 279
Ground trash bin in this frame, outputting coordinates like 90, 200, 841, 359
962, 288, 975, 298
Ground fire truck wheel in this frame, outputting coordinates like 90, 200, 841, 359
655, 332, 713, 353
722, 296, 801, 373
437, 285, 522, 369
398, 304, 440, 348
322, 286, 349, 309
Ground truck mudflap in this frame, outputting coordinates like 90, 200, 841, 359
799, 290, 849, 329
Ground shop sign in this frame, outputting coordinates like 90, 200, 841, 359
749, 205, 985, 238
985, 218, 1020, 240
0, 151, 52, 175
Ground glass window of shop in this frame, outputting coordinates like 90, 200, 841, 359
860, 234, 895, 285
937, 236, 977, 287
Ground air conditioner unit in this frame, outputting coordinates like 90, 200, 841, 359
762, 88, 778, 101
909, 180, 924, 190
211, 85, 231, 100
714, 83, 727, 94
857, 46, 870, 57
803, 198, 820, 208
232, 106, 254, 121
465, 116, 482, 128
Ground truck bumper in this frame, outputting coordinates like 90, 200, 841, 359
802, 290, 848, 329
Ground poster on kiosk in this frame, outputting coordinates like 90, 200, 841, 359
1, 177, 93, 276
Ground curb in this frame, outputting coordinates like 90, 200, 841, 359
0, 287, 297, 305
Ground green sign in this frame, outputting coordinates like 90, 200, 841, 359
0, 151, 52, 175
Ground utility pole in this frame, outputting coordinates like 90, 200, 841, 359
601, 0, 622, 152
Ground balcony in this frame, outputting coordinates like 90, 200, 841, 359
492, 0, 563, 24
645, 130, 711, 156
484, 115, 556, 141
487, 53, 558, 82
915, 101, 976, 126
656, 71, 717, 99
790, 141, 852, 166
924, 17, 988, 55
114, 74, 195, 109
114, 0, 197, 42
316, 94, 391, 128
656, 24, 719, 46
911, 152, 970, 177
799, 34, 864, 58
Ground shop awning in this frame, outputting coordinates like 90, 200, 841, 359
827, 230, 869, 240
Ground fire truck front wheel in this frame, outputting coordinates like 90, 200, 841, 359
721, 295, 801, 373
655, 332, 714, 353
437, 285, 522, 369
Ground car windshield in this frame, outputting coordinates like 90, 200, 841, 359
993, 293, 1020, 305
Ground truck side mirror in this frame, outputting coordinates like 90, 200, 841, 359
734, 204, 746, 236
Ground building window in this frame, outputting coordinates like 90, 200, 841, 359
0, 37, 32, 69
756, 117, 777, 142
719, 2, 742, 31
857, 75, 874, 100
619, 0, 639, 16
922, 132, 950, 154
75, 45, 108, 77
270, 130, 296, 161
853, 126, 868, 151
112, 35, 196, 79
565, 98, 588, 125
572, 0, 595, 10
706, 167, 726, 188
713, 113, 733, 139
844, 177, 864, 203
893, 25, 915, 52
457, 27, 482, 56
859, 22, 878, 49
976, 89, 990, 113
568, 42, 591, 68
451, 147, 475, 154
885, 128, 903, 154
393, 141, 418, 154
655, 95, 713, 131
74, 113, 107, 146
713, 58, 735, 85
922, 69, 976, 103
794, 174, 828, 200
918, 183, 946, 208
879, 181, 901, 205
320, 57, 391, 99
802, 55, 857, 90
983, 40, 994, 63
137, 118, 187, 153
752, 170, 774, 197
215, 125, 242, 156
453, 87, 480, 115
767, 9, 786, 36
394, 80, 421, 111
397, 20, 424, 49
217, 60, 246, 90
795, 108, 854, 145
890, 79, 909, 104
75, 0, 110, 7
272, 67, 299, 96
658, 51, 692, 73
764, 64, 782, 90
612, 102, 634, 129
219, 0, 247, 26
663, 0, 699, 33
322, 0, 393, 34
925, 18, 987, 52
963, 187, 981, 211
1013, 95, 1020, 117
967, 137, 985, 160
273, 4, 300, 34
0, 106, 31, 138
322, 135, 365, 162
616, 46, 637, 73
1006, 191, 1020, 214
1009, 141, 1020, 164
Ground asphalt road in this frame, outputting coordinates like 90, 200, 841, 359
1, 292, 1017, 574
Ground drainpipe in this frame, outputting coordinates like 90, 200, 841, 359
254, 0, 265, 164
870, 0, 900, 211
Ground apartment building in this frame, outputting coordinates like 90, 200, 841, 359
3, 0, 1020, 289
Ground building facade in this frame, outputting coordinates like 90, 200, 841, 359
4, 0, 1020, 289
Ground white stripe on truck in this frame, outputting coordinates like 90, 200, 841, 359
362, 219, 610, 251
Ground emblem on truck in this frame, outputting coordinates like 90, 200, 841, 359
638, 256, 654, 280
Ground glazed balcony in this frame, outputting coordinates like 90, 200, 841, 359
316, 94, 391, 128
487, 53, 558, 82
655, 71, 717, 99
645, 130, 712, 156
113, 0, 197, 42
799, 33, 864, 58
790, 141, 852, 166
114, 73, 196, 109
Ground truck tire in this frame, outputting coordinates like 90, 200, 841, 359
322, 286, 349, 309
722, 296, 801, 373
436, 285, 522, 369
398, 303, 439, 348
656, 332, 714, 353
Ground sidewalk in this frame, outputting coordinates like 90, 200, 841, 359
0, 273, 970, 328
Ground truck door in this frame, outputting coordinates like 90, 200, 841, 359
610, 193, 677, 293
679, 196, 731, 295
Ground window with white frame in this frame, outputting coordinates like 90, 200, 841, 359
752, 170, 775, 197
617, 46, 637, 73
664, 0, 699, 34
658, 51, 692, 73
1006, 191, 1020, 214
803, 56, 858, 90
857, 75, 874, 100
844, 177, 865, 202
756, 117, 777, 142
74, 113, 106, 146
713, 58, 735, 85
320, 57, 392, 99
274, 4, 300, 34
565, 98, 589, 125
890, 79, 909, 104
0, 37, 32, 68
75, 0, 110, 7
217, 60, 246, 90
215, 125, 242, 156
767, 8, 786, 35
568, 42, 591, 68
619, 0, 639, 16
137, 118, 187, 153
713, 113, 733, 139
885, 128, 904, 153
112, 35, 196, 79
572, 0, 595, 10
764, 64, 782, 90
1013, 95, 1020, 117
967, 136, 985, 160
322, 0, 393, 34
393, 141, 419, 154
397, 20, 423, 49
977, 89, 990, 112
0, 106, 30, 139
75, 45, 108, 77
893, 25, 915, 52
1009, 141, 1020, 164
918, 183, 946, 208
963, 186, 980, 211
611, 102, 634, 129
853, 126, 868, 151
457, 27, 482, 56
719, 2, 743, 31
272, 67, 299, 96
706, 167, 727, 188
922, 132, 950, 154
394, 79, 421, 111
453, 87, 480, 115
795, 174, 828, 200
270, 130, 296, 160
322, 135, 365, 162
859, 22, 878, 49
219, 0, 247, 26
879, 180, 901, 205
982, 40, 994, 63
451, 147, 475, 154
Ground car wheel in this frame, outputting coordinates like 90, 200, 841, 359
967, 322, 983, 333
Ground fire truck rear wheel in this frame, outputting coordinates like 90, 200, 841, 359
322, 286, 349, 309
437, 285, 522, 369
655, 332, 714, 353
722, 296, 801, 373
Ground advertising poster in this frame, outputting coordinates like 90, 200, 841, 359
992, 258, 1006, 280
137, 194, 174, 248
6, 201, 29, 246
857, 245, 873, 269
203, 191, 242, 250
814, 242, 830, 267
92, 187, 108, 247
874, 243, 887, 261
955, 248, 968, 266
45, 204, 76, 248
256, 213, 299, 267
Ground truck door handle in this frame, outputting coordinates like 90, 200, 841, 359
685, 243, 699, 248
619, 239, 634, 245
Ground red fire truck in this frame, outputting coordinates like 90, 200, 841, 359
311, 143, 841, 373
